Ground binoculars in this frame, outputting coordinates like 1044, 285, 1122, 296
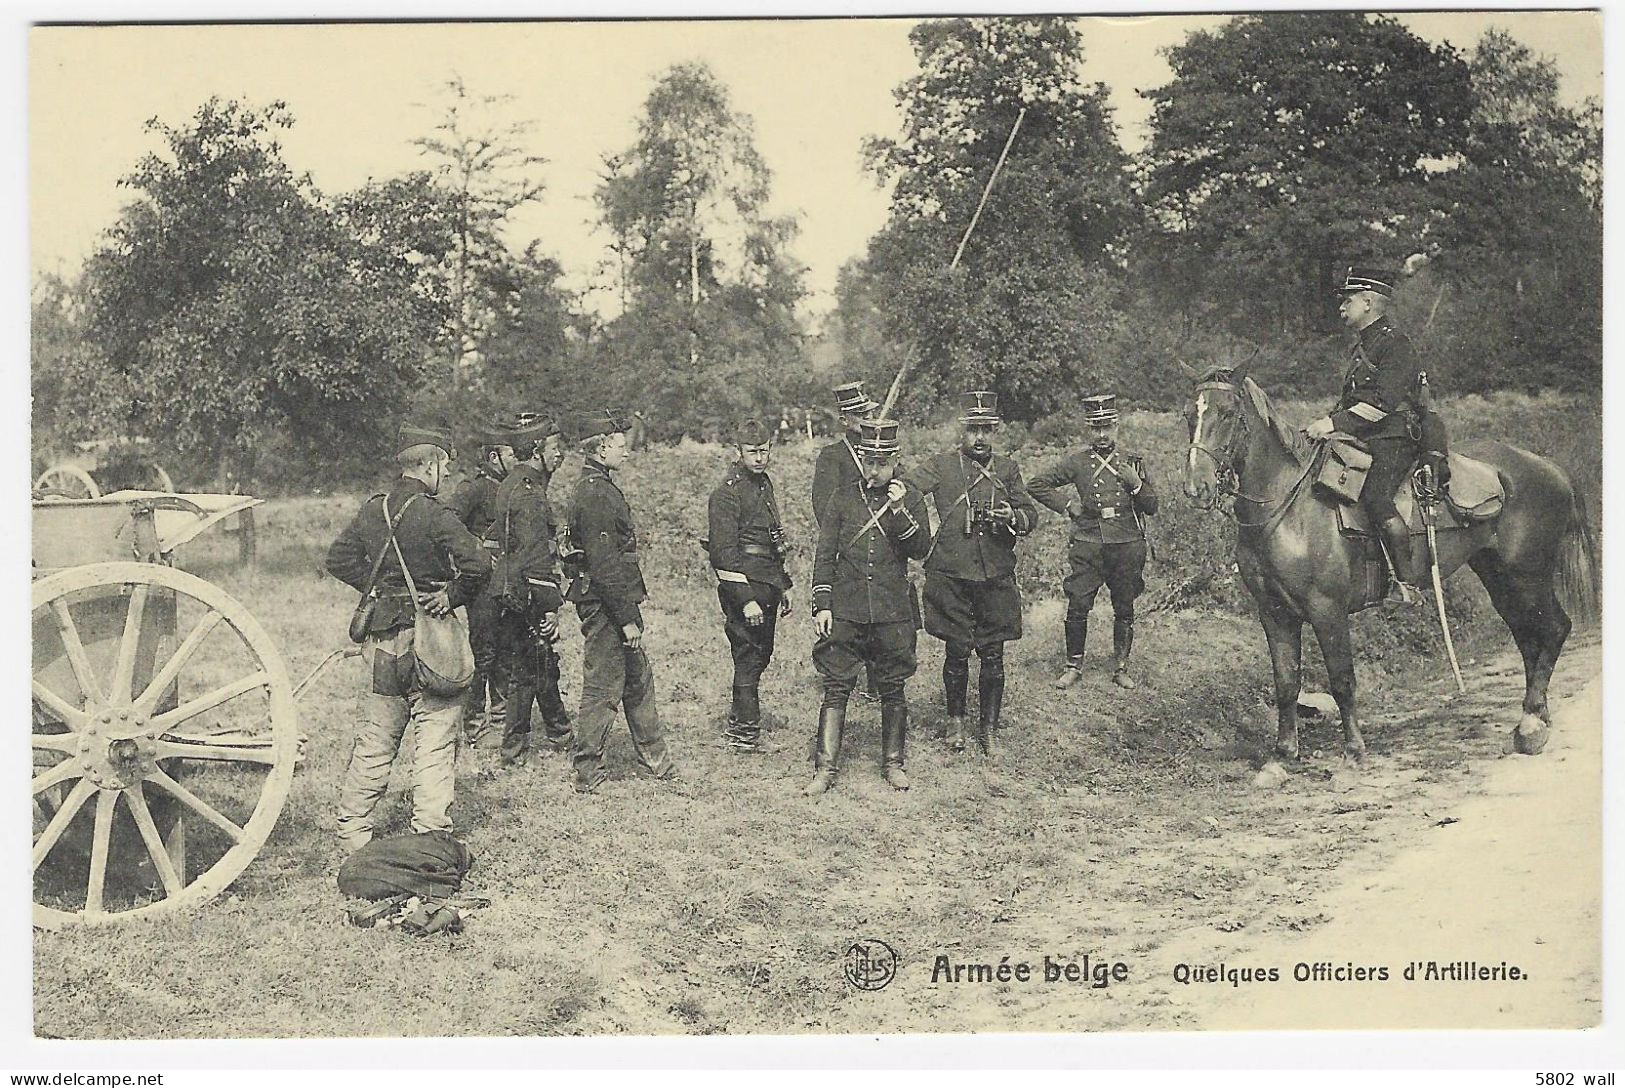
769, 525, 791, 557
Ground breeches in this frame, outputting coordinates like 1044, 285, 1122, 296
1360, 436, 1417, 523
813, 618, 916, 708
923, 572, 1023, 650
718, 584, 781, 688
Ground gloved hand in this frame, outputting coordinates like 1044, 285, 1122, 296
886, 480, 907, 509
814, 609, 833, 639
1304, 417, 1336, 440
779, 592, 794, 618
743, 600, 766, 627
1116, 463, 1143, 493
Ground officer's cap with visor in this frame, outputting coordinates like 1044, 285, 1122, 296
957, 390, 1002, 426
1336, 265, 1396, 298
832, 381, 879, 417
853, 418, 902, 462
735, 418, 774, 447
480, 411, 557, 449
1081, 394, 1120, 428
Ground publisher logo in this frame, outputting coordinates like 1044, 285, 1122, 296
844, 938, 898, 992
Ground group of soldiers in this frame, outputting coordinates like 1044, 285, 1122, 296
321, 259, 1431, 847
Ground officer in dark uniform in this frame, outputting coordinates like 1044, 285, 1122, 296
325, 423, 490, 851
906, 391, 1038, 752
706, 418, 794, 753
807, 418, 933, 795
811, 379, 884, 702
567, 410, 677, 794
1304, 265, 1424, 604
445, 419, 513, 747
487, 412, 572, 767
1030, 394, 1159, 690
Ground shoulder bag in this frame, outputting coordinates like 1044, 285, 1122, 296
348, 495, 420, 644
385, 496, 475, 696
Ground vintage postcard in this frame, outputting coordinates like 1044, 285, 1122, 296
22, 9, 1608, 1059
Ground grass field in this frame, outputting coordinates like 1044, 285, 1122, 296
32, 391, 1601, 1038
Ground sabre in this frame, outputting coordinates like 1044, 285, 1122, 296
879, 106, 1028, 420
1419, 466, 1466, 695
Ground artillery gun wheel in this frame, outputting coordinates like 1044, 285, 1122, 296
35, 465, 100, 500
32, 562, 296, 928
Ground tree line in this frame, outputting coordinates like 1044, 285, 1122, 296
31, 15, 1600, 491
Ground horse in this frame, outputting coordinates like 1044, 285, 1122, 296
1181, 364, 1597, 763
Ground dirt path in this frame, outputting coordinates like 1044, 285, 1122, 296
1159, 640, 1602, 1030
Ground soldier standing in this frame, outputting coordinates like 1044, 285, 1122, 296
811, 379, 885, 702
325, 423, 490, 851
806, 418, 933, 795
1303, 265, 1424, 604
567, 410, 678, 793
1029, 395, 1159, 690
488, 412, 572, 767
906, 391, 1038, 752
707, 419, 794, 753
445, 419, 512, 748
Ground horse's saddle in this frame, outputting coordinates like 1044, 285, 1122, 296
1335, 452, 1506, 537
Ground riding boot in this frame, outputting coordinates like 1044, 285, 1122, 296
881, 701, 910, 791
975, 666, 1003, 755
1378, 515, 1423, 605
942, 654, 969, 748
1112, 616, 1136, 689
802, 705, 844, 796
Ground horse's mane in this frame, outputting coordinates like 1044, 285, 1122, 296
1238, 376, 1309, 462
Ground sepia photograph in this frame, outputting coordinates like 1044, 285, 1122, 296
19, 5, 1611, 1060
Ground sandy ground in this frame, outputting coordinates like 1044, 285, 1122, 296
1161, 642, 1603, 1030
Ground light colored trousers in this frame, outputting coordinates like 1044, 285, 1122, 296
337, 626, 464, 851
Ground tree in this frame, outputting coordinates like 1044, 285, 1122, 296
593, 62, 806, 432
72, 98, 439, 486
856, 17, 1140, 420
1420, 29, 1601, 392
411, 75, 548, 392
1138, 13, 1475, 337
30, 273, 101, 455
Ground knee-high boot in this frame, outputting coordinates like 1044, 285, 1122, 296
976, 648, 1005, 752
881, 700, 910, 791
1379, 515, 1422, 603
942, 653, 969, 748
802, 704, 845, 796
1112, 615, 1136, 689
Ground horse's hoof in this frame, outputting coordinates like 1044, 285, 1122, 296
1274, 744, 1300, 763
1343, 746, 1367, 767
1514, 714, 1550, 756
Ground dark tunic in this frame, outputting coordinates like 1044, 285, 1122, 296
706, 463, 793, 601
566, 460, 648, 630
811, 480, 932, 623
446, 466, 504, 540
906, 449, 1037, 582
1330, 315, 1420, 440
489, 462, 563, 614
325, 477, 491, 638
1028, 447, 1159, 546
811, 436, 864, 527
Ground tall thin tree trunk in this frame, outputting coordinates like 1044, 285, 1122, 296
689, 197, 700, 369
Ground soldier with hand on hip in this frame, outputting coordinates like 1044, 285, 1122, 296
905, 390, 1037, 753
1029, 394, 1158, 691
806, 418, 933, 796
707, 418, 794, 753
445, 418, 514, 749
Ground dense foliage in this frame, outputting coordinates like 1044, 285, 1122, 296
31, 17, 1601, 489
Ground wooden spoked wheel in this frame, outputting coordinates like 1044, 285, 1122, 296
34, 465, 100, 500
32, 562, 296, 928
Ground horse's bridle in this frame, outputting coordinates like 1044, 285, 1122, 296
1188, 379, 1247, 503
1188, 377, 1317, 530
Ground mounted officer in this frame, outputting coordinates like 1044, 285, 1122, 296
905, 391, 1037, 752
324, 422, 490, 852
807, 418, 933, 795
1030, 394, 1159, 690
445, 418, 515, 748
1303, 265, 1424, 604
706, 418, 794, 753
487, 412, 572, 767
566, 409, 678, 793
811, 379, 884, 702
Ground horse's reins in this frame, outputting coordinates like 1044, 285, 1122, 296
1190, 379, 1319, 534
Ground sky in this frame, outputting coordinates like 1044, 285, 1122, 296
29, 11, 1603, 318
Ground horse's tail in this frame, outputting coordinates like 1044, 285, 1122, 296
1556, 486, 1600, 627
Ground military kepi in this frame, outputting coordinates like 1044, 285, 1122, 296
484, 410, 557, 447
1081, 394, 1119, 428
854, 418, 901, 457
1337, 265, 1396, 297
833, 380, 879, 416
957, 390, 1001, 425
579, 408, 629, 440
398, 421, 455, 457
